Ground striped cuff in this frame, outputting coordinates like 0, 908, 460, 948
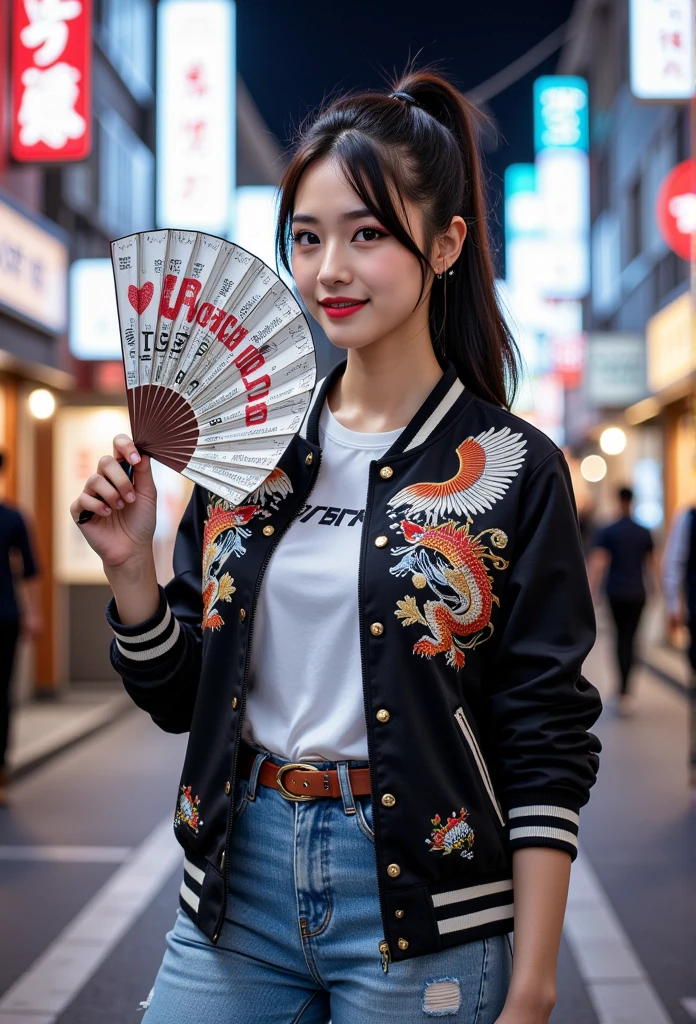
507, 801, 580, 860
106, 589, 182, 664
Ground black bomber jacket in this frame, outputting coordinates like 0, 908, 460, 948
107, 358, 602, 968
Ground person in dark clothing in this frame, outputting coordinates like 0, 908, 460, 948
662, 505, 696, 795
0, 452, 40, 804
590, 487, 655, 712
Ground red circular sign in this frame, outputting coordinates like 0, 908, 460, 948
656, 159, 696, 261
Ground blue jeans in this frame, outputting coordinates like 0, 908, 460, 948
143, 745, 512, 1022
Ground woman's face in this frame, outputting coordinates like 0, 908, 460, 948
291, 157, 432, 352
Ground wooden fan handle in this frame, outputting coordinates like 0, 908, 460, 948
76, 460, 135, 525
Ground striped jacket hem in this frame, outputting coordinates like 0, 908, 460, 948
106, 589, 184, 666
506, 797, 580, 860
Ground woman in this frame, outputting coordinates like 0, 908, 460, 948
71, 70, 601, 1024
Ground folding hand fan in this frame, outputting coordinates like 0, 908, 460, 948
105, 229, 316, 509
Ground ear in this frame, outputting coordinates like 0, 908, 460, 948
434, 216, 467, 275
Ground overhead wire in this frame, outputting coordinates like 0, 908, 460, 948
466, 20, 576, 105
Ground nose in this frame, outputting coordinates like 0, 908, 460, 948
317, 239, 352, 288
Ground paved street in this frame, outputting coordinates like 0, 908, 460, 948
0, 617, 693, 1024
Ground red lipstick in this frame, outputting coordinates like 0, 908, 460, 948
318, 296, 369, 319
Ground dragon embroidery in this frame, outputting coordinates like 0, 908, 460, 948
387, 427, 526, 668
202, 504, 257, 631
390, 519, 509, 668
201, 468, 293, 631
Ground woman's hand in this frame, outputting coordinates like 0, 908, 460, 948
69, 434, 157, 573
494, 993, 555, 1024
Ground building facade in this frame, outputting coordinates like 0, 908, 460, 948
559, 0, 692, 534
2, 1, 291, 697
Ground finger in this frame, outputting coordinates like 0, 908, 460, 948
84, 473, 127, 510
71, 493, 113, 523
96, 457, 136, 504
130, 453, 158, 502
113, 434, 140, 466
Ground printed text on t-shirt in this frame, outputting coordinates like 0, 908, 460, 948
298, 505, 365, 526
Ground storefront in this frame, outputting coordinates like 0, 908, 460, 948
52, 402, 192, 683
570, 332, 657, 528
0, 190, 71, 700
627, 289, 695, 533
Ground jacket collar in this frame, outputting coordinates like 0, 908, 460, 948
299, 358, 467, 457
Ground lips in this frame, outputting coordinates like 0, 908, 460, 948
318, 297, 369, 320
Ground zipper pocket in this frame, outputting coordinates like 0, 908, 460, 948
454, 706, 505, 827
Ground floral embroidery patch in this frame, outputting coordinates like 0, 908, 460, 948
386, 427, 526, 669
175, 785, 203, 834
426, 808, 474, 859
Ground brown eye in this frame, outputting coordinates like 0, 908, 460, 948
293, 231, 320, 245
354, 227, 387, 242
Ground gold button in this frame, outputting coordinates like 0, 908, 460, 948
232, 697, 238, 709
239, 608, 246, 621
263, 525, 274, 536
370, 622, 384, 637
398, 937, 409, 950
305, 453, 313, 465
381, 793, 396, 807
225, 781, 231, 795
374, 535, 388, 548
387, 863, 401, 878
376, 709, 390, 723
379, 466, 393, 479
395, 909, 405, 919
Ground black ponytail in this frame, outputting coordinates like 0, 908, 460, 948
277, 67, 519, 409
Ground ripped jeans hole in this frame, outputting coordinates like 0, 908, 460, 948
422, 977, 461, 1016
138, 986, 155, 1012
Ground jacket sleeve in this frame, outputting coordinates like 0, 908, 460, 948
487, 449, 602, 861
105, 487, 206, 734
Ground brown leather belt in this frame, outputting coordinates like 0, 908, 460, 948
238, 743, 371, 801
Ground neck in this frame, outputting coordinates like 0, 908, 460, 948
327, 327, 444, 434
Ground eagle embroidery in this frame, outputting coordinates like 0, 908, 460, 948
387, 426, 526, 524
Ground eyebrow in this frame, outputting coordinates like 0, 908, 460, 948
291, 207, 375, 225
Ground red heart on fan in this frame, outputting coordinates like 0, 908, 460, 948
128, 282, 154, 313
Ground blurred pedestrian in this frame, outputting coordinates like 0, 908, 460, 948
589, 486, 655, 713
0, 451, 41, 805
662, 506, 696, 794
72, 69, 602, 1023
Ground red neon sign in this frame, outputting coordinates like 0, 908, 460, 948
11, 0, 92, 163
655, 159, 696, 261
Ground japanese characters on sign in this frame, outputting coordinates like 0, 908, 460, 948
157, 1, 235, 234
11, 0, 92, 162
0, 193, 68, 332
629, 0, 695, 101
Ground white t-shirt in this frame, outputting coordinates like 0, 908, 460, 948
243, 401, 403, 762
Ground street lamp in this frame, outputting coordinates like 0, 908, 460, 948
580, 454, 607, 482
599, 426, 627, 455
28, 389, 55, 420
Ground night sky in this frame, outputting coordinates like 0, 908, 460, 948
236, 0, 576, 269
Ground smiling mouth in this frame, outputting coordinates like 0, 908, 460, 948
318, 297, 369, 320
319, 299, 368, 308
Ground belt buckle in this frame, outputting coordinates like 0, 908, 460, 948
276, 762, 320, 801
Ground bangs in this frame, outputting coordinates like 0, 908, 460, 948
277, 130, 431, 304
